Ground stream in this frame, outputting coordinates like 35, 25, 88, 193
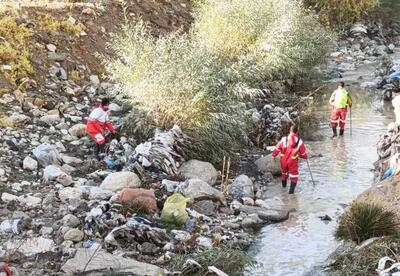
246, 58, 397, 275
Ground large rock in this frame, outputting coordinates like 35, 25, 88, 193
255, 154, 281, 176
238, 205, 289, 223
62, 248, 163, 275
68, 123, 87, 138
228, 174, 254, 199
4, 237, 55, 256
180, 179, 226, 204
64, 228, 84, 242
40, 114, 61, 125
100, 171, 141, 192
62, 214, 80, 228
43, 165, 73, 186
59, 187, 82, 202
17, 195, 42, 207
88, 187, 115, 200
23, 156, 38, 171
179, 159, 218, 185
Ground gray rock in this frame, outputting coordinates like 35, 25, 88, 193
61, 248, 163, 275
9, 113, 30, 125
100, 171, 141, 192
4, 237, 55, 256
1, 192, 18, 203
17, 195, 42, 207
255, 154, 281, 176
62, 214, 80, 228
228, 174, 254, 199
108, 103, 122, 112
179, 159, 218, 186
49, 66, 67, 80
180, 179, 226, 204
64, 228, 84, 242
59, 187, 83, 202
89, 75, 100, 85
196, 236, 213, 249
239, 205, 289, 222
192, 200, 217, 216
40, 114, 61, 125
88, 187, 114, 200
23, 156, 38, 171
241, 214, 264, 230
46, 44, 56, 52
48, 52, 67, 62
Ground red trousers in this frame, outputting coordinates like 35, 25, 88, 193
331, 108, 347, 129
280, 158, 299, 183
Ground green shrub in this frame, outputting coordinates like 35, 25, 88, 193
303, 0, 379, 29
171, 247, 254, 276
108, 0, 333, 163
336, 200, 399, 244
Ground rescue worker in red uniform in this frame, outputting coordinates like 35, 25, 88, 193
86, 98, 116, 158
272, 125, 308, 194
329, 82, 352, 137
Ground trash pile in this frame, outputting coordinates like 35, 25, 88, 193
376, 122, 400, 180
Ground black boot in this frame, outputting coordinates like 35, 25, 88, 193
339, 129, 344, 136
289, 182, 297, 194
282, 180, 287, 188
331, 127, 337, 138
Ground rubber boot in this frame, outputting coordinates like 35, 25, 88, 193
331, 127, 337, 138
289, 182, 297, 194
282, 180, 287, 188
339, 128, 344, 136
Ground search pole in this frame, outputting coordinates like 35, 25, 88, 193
306, 159, 316, 186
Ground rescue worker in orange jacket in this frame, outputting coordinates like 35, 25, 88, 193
86, 98, 116, 158
272, 125, 308, 194
329, 82, 352, 137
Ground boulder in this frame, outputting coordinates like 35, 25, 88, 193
241, 214, 264, 230
64, 228, 84, 242
62, 214, 80, 228
100, 171, 141, 192
40, 114, 61, 125
43, 165, 73, 186
180, 179, 226, 204
17, 195, 42, 207
68, 124, 87, 138
255, 154, 281, 176
1, 193, 18, 203
89, 187, 114, 200
59, 187, 82, 202
23, 156, 38, 171
179, 159, 218, 185
228, 175, 254, 199
62, 248, 163, 275
192, 200, 217, 216
238, 205, 289, 223
4, 237, 55, 256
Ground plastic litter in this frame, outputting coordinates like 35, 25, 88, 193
32, 143, 62, 167
160, 193, 190, 226
0, 219, 21, 234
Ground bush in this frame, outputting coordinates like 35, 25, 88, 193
171, 247, 253, 276
0, 16, 33, 85
336, 200, 399, 244
303, 0, 379, 29
108, 0, 333, 163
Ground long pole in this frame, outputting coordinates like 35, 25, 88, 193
350, 107, 353, 136
306, 159, 316, 186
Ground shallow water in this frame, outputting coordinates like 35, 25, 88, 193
246, 82, 393, 275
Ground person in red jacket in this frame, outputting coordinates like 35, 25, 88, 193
272, 125, 308, 194
86, 98, 116, 158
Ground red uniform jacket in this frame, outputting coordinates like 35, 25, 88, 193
86, 106, 115, 144
272, 133, 308, 164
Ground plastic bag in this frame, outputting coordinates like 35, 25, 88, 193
161, 193, 190, 226
32, 143, 62, 167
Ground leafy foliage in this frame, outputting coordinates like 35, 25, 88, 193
336, 200, 399, 244
108, 0, 333, 163
303, 0, 379, 29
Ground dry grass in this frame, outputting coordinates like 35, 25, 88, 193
36, 13, 84, 35
0, 16, 33, 85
